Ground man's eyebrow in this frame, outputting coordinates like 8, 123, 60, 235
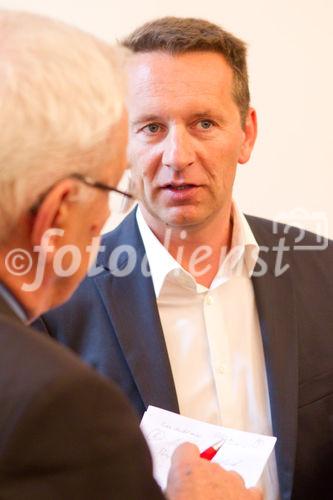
131, 115, 160, 126
190, 111, 224, 120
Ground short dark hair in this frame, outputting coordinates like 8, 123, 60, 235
122, 17, 250, 125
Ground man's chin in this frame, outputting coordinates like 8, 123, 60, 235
140, 201, 210, 230
52, 274, 85, 310
154, 206, 205, 229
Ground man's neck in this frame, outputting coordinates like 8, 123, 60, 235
0, 256, 50, 322
140, 204, 233, 288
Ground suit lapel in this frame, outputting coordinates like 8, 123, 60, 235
248, 216, 298, 500
95, 211, 179, 413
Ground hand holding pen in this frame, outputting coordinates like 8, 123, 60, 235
166, 442, 263, 500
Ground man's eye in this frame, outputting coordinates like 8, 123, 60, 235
198, 120, 214, 129
143, 123, 161, 134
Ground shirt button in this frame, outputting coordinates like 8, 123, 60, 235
206, 295, 213, 305
217, 364, 226, 374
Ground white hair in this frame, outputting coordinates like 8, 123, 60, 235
0, 10, 127, 237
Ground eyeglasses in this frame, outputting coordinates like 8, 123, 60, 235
30, 172, 137, 215
69, 173, 133, 199
70, 173, 137, 214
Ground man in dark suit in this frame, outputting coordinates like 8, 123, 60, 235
0, 11, 261, 500
37, 17, 333, 500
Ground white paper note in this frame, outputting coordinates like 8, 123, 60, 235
140, 405, 276, 491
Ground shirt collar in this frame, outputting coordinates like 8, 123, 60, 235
0, 282, 29, 323
216, 202, 259, 280
136, 202, 259, 298
137, 208, 185, 297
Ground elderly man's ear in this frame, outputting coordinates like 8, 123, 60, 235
30, 179, 81, 251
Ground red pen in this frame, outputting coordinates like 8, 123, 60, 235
200, 440, 224, 461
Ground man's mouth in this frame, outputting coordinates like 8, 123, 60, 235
159, 183, 200, 201
163, 183, 197, 190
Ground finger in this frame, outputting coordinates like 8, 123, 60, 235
171, 442, 200, 465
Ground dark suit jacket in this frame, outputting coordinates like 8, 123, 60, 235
0, 295, 164, 499
37, 209, 333, 500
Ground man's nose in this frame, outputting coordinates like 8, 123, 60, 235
162, 126, 195, 171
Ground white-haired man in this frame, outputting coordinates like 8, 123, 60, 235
0, 10, 261, 500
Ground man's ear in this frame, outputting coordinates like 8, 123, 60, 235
238, 107, 257, 164
30, 179, 79, 248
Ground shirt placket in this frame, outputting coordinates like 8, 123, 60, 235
201, 286, 231, 426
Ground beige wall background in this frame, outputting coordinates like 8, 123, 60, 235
3, 0, 332, 238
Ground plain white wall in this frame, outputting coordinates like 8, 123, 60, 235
2, 0, 332, 237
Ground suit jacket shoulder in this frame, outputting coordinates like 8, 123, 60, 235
0, 303, 163, 499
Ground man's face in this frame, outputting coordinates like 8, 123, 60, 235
127, 51, 256, 235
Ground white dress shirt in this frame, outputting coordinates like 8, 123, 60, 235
136, 204, 280, 500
